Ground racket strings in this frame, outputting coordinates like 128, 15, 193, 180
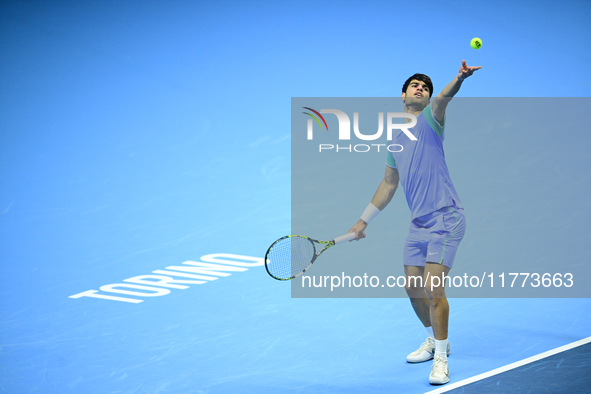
266, 236, 315, 280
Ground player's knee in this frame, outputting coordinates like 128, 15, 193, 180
425, 286, 446, 301
404, 281, 424, 296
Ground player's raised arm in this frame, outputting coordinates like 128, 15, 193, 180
431, 60, 482, 124
348, 166, 399, 240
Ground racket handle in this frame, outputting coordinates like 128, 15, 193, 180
333, 232, 357, 244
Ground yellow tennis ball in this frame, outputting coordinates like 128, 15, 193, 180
470, 37, 482, 49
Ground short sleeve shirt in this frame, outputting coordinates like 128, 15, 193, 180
386, 104, 463, 220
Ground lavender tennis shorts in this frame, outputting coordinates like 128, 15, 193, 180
403, 206, 466, 269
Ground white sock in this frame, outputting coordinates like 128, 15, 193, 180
435, 339, 448, 360
425, 326, 434, 339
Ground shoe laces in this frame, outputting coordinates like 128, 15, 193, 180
432, 357, 448, 374
419, 337, 435, 350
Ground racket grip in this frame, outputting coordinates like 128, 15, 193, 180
333, 232, 357, 244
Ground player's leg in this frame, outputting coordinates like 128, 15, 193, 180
424, 206, 465, 343
405, 264, 443, 363
424, 262, 450, 340
404, 265, 430, 327
424, 207, 465, 385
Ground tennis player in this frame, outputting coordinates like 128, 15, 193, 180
348, 60, 481, 385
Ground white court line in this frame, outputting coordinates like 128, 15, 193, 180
424, 335, 591, 394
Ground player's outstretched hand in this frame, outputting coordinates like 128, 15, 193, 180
458, 59, 482, 81
348, 220, 368, 241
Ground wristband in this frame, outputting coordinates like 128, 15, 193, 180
360, 203, 381, 224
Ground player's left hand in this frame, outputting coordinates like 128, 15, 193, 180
458, 59, 482, 81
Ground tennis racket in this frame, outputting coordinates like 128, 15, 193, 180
264, 232, 357, 281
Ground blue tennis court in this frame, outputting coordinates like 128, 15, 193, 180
2, 1, 591, 393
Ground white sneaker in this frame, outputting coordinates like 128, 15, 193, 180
406, 337, 451, 363
429, 355, 450, 385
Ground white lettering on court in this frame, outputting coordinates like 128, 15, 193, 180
69, 253, 264, 304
